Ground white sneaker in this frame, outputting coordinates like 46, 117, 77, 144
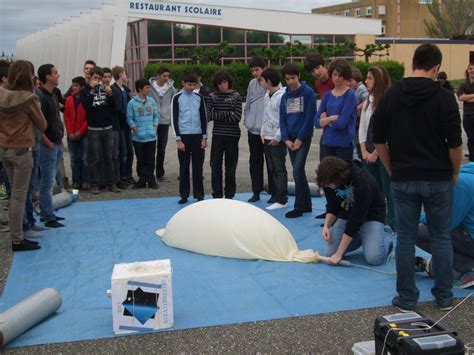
266, 202, 288, 210
24, 229, 43, 238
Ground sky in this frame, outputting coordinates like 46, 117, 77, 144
0, 0, 349, 56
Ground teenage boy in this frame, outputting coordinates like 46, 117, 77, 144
127, 79, 159, 189
171, 72, 208, 204
304, 53, 334, 100
279, 63, 316, 218
373, 43, 463, 312
111, 66, 134, 186
260, 68, 287, 210
37, 64, 66, 228
149, 67, 177, 182
244, 56, 273, 203
64, 76, 88, 190
64, 60, 96, 98
81, 67, 120, 194
190, 67, 211, 99
207, 70, 242, 199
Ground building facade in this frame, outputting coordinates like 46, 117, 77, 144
16, 0, 381, 92
312, 0, 435, 38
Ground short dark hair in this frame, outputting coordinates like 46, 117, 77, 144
351, 68, 363, 82
249, 56, 266, 69
91, 67, 104, 78
281, 63, 300, 77
183, 72, 198, 84
135, 78, 150, 92
437, 71, 447, 80
102, 67, 112, 74
38, 64, 55, 84
84, 60, 96, 67
212, 70, 233, 90
316, 156, 351, 188
304, 53, 325, 72
261, 68, 280, 87
412, 43, 442, 71
328, 59, 352, 80
156, 67, 170, 76
72, 76, 86, 87
191, 67, 202, 77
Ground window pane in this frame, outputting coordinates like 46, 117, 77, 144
247, 31, 267, 43
174, 23, 196, 44
126, 26, 131, 48
149, 46, 172, 59
148, 20, 171, 44
131, 23, 139, 47
270, 33, 290, 44
199, 25, 221, 43
247, 45, 268, 57
230, 45, 245, 57
291, 35, 312, 45
223, 28, 245, 43
139, 21, 146, 42
335, 35, 352, 43
313, 35, 333, 44
175, 46, 194, 58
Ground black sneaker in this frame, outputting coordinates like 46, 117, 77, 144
437, 299, 453, 311
40, 216, 65, 222
392, 296, 415, 313
247, 194, 260, 203
117, 181, 129, 190
45, 220, 65, 228
108, 184, 122, 193
148, 181, 159, 189
12, 240, 41, 251
267, 196, 277, 204
285, 209, 303, 218
133, 180, 146, 189
24, 238, 39, 245
302, 207, 312, 213
178, 197, 188, 204
125, 177, 137, 185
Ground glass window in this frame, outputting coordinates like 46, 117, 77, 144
291, 35, 312, 45
224, 45, 245, 57
270, 33, 290, 44
344, 10, 350, 16
139, 21, 146, 42
247, 31, 268, 44
313, 35, 333, 44
175, 46, 195, 58
223, 28, 245, 43
199, 25, 221, 44
335, 35, 353, 43
148, 46, 172, 59
131, 23, 139, 47
148, 20, 171, 44
126, 26, 131, 48
174, 23, 196, 44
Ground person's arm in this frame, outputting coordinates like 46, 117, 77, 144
442, 94, 463, 183
29, 100, 47, 133
330, 91, 357, 130
243, 81, 252, 123
374, 143, 391, 176
450, 146, 463, 184
78, 107, 88, 137
152, 100, 159, 127
126, 101, 137, 133
171, 94, 181, 140
322, 213, 337, 242
199, 95, 208, 140
358, 102, 370, 145
344, 178, 372, 239
41, 133, 54, 149
216, 93, 243, 123
279, 96, 292, 149
296, 88, 316, 142
314, 94, 327, 128
372, 92, 391, 173
457, 83, 474, 101
451, 183, 471, 229
63, 99, 73, 135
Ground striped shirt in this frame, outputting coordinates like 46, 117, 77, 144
207, 91, 242, 137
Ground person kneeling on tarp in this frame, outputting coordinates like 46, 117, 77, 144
415, 163, 474, 289
316, 156, 392, 266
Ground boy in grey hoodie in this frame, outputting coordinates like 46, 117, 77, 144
149, 67, 177, 181
244, 57, 274, 203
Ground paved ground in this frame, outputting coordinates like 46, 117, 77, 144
0, 120, 473, 353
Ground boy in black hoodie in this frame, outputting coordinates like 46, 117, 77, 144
373, 43, 463, 312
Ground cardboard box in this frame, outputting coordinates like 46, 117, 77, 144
111, 259, 173, 334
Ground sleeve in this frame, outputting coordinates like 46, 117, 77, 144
214, 93, 242, 123
171, 94, 181, 140
323, 187, 341, 216
28, 99, 48, 133
112, 86, 124, 118
372, 91, 391, 144
441, 93, 462, 148
359, 86, 369, 104
106, 91, 115, 108
80, 90, 93, 111
243, 81, 252, 122
153, 100, 159, 126
63, 98, 73, 134
450, 183, 471, 230
78, 105, 88, 136
206, 94, 216, 122
344, 179, 372, 238
358, 102, 370, 144
297, 89, 316, 141
330, 91, 357, 130
279, 95, 289, 142
457, 83, 467, 98
199, 95, 208, 139
126, 101, 136, 128
314, 93, 328, 128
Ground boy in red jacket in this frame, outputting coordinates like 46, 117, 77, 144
64, 76, 89, 190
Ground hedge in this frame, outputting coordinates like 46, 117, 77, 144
144, 60, 405, 99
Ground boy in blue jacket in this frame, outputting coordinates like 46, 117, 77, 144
171, 72, 208, 204
127, 79, 159, 189
279, 64, 316, 218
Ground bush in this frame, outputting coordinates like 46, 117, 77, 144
144, 60, 405, 98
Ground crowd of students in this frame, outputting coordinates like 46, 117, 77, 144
0, 43, 472, 309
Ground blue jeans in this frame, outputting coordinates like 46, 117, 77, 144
391, 181, 454, 308
288, 138, 311, 211
68, 135, 88, 183
325, 219, 390, 265
39, 142, 63, 222
23, 149, 39, 231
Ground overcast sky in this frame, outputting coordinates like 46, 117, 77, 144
0, 0, 348, 56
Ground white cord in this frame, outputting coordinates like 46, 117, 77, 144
381, 291, 473, 355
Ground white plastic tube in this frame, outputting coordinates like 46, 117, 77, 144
34, 191, 74, 214
288, 182, 320, 197
0, 288, 62, 346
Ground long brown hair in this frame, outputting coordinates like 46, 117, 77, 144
7, 60, 33, 92
367, 66, 391, 111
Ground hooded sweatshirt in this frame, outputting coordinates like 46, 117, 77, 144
373, 77, 462, 181
261, 86, 285, 141
449, 163, 474, 238
127, 95, 159, 143
149, 78, 177, 125
0, 87, 47, 148
244, 78, 266, 134
279, 81, 316, 142
80, 85, 115, 129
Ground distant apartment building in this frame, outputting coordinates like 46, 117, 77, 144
312, 0, 436, 38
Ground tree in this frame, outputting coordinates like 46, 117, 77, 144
424, 0, 473, 39
354, 43, 390, 62
191, 42, 236, 65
